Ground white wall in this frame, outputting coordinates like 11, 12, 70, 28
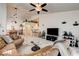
0, 3, 7, 35
38, 10, 79, 39
7, 4, 33, 30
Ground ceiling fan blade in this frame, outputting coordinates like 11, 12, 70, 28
41, 3, 47, 7
42, 9, 48, 12
30, 3, 36, 7
37, 11, 40, 14
29, 9, 35, 11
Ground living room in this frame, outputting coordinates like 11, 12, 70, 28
0, 3, 79, 56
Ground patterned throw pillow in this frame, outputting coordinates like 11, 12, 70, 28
10, 34, 19, 40
0, 37, 6, 49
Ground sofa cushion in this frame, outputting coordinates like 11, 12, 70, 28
0, 37, 7, 49
1, 43, 16, 52
13, 39, 24, 48
2, 48, 19, 56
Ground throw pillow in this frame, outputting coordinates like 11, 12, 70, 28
10, 34, 19, 40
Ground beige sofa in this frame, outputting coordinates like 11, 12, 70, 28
0, 38, 24, 56
0, 43, 59, 56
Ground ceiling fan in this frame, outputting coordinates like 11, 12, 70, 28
73, 21, 79, 26
29, 3, 48, 14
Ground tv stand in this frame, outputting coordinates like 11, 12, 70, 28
46, 35, 58, 41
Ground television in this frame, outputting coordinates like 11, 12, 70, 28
47, 28, 59, 36
46, 28, 59, 41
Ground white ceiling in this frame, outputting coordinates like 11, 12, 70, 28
7, 3, 79, 14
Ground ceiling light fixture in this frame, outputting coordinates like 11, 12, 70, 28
29, 3, 48, 14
